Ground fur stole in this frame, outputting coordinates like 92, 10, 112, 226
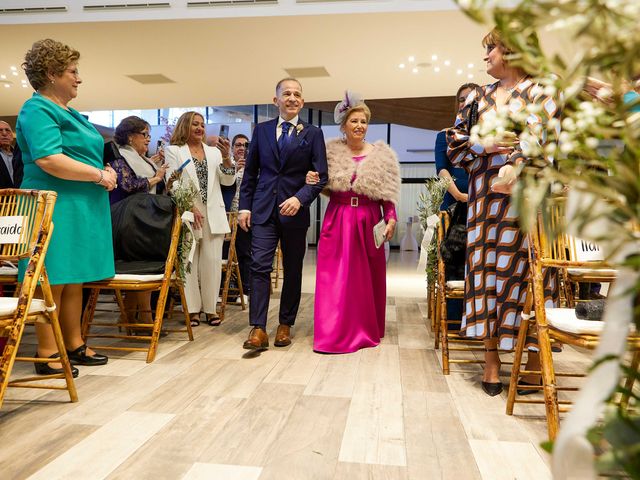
325, 139, 401, 204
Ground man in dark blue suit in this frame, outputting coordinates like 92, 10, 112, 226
0, 121, 23, 189
239, 78, 328, 350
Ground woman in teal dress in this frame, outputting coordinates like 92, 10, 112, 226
16, 39, 117, 375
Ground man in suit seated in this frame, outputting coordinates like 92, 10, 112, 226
0, 121, 23, 189
238, 78, 328, 350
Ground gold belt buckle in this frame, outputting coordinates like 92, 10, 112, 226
350, 197, 359, 207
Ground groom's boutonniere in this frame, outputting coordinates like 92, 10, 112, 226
295, 124, 304, 136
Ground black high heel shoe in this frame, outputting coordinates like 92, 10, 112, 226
482, 348, 503, 396
67, 344, 108, 366
34, 352, 79, 378
517, 378, 542, 396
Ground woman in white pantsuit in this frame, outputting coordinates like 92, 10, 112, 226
165, 111, 235, 326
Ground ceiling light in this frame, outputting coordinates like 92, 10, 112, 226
431, 55, 438, 61
11, 72, 18, 76
21, 79, 26, 83
22, 84, 28, 88
456, 69, 463, 75
468, 63, 474, 69
434, 67, 440, 73
10, 66, 17, 71
412, 67, 418, 74
3, 84, 9, 88
408, 56, 415, 62
399, 63, 405, 69
444, 60, 451, 66
0, 75, 5, 80
468, 74, 474, 79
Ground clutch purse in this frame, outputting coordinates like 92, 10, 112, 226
373, 219, 387, 249
466, 99, 479, 133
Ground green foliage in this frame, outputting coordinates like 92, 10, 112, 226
416, 178, 450, 284
170, 179, 198, 280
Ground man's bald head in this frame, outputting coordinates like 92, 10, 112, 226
0, 122, 14, 152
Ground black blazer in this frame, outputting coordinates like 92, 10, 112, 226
0, 144, 23, 189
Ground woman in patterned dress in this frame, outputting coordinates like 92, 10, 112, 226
447, 28, 559, 396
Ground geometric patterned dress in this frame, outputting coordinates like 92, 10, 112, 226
446, 77, 560, 350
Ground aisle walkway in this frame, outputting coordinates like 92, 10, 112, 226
0, 251, 572, 479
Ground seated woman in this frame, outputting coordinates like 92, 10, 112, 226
108, 116, 169, 331
109, 115, 167, 204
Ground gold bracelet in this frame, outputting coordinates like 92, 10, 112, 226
94, 168, 104, 184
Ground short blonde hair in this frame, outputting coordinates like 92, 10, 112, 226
23, 39, 80, 91
341, 104, 372, 128
482, 28, 510, 53
170, 111, 205, 146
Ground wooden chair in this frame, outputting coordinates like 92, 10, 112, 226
505, 198, 638, 440
81, 207, 193, 363
218, 212, 246, 322
0, 189, 77, 408
434, 211, 485, 373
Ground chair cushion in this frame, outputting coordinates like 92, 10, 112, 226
0, 297, 47, 316
0, 265, 18, 276
111, 273, 167, 282
114, 259, 166, 275
446, 280, 465, 289
567, 268, 617, 278
546, 307, 604, 335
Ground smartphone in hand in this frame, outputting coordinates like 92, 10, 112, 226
218, 125, 230, 139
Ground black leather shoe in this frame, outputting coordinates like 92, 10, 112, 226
481, 381, 503, 396
34, 352, 79, 378
517, 379, 542, 396
67, 344, 108, 366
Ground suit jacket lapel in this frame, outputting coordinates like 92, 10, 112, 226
179, 144, 199, 191
265, 119, 278, 161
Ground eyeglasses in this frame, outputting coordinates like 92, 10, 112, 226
136, 132, 151, 139
233, 142, 250, 148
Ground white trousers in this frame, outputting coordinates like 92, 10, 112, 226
184, 207, 224, 315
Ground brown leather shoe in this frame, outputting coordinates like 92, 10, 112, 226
243, 327, 269, 350
274, 324, 291, 347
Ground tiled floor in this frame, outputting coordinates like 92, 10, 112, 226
0, 250, 586, 479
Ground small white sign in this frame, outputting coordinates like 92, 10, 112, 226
0, 216, 25, 244
574, 237, 604, 262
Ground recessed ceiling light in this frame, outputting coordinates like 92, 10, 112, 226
22, 84, 28, 88
21, 79, 26, 83
399, 63, 405, 69
431, 55, 438, 61
3, 84, 9, 88
11, 72, 18, 76
434, 67, 440, 73
408, 56, 415, 62
456, 69, 463, 75
444, 60, 451, 66
468, 74, 474, 79
10, 66, 17, 71
468, 63, 474, 69
0, 75, 5, 80
412, 67, 419, 74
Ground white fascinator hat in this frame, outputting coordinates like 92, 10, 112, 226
333, 90, 365, 124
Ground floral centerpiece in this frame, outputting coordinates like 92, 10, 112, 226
167, 169, 198, 280
417, 177, 450, 285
